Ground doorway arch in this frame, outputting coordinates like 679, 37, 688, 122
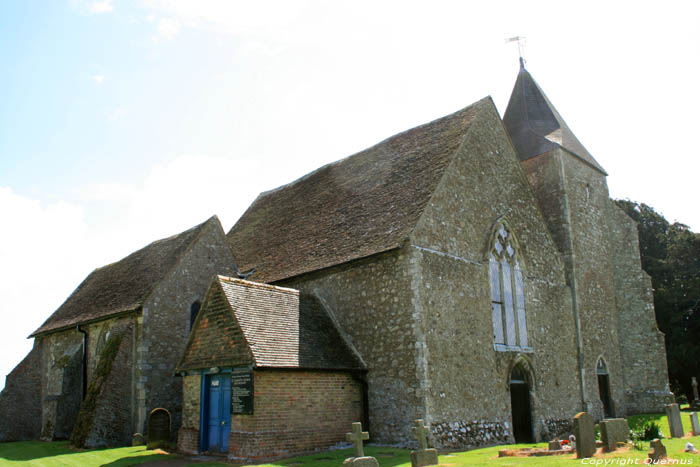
509, 360, 534, 443
596, 357, 614, 418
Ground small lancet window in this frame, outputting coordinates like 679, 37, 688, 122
189, 300, 201, 330
488, 221, 529, 350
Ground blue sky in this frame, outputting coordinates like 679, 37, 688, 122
1, 0, 699, 388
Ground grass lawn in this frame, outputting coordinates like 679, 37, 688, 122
1, 413, 698, 466
0, 441, 171, 466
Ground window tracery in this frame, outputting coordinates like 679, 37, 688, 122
489, 221, 529, 350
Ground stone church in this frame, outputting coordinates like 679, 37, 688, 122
0, 62, 673, 453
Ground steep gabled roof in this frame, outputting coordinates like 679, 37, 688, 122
227, 98, 491, 283
177, 276, 365, 371
503, 62, 607, 175
30, 216, 222, 337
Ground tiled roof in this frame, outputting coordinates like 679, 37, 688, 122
178, 276, 365, 371
227, 98, 490, 283
502, 64, 607, 174
30, 216, 222, 337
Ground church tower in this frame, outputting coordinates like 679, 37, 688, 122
502, 60, 671, 419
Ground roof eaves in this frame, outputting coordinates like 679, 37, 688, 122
29, 306, 141, 338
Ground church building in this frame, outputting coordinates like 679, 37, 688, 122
0, 62, 673, 454
222, 61, 673, 451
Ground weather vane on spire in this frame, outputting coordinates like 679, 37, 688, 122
505, 36, 527, 69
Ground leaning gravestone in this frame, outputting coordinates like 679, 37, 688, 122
410, 419, 439, 467
343, 422, 378, 467
146, 408, 171, 450
664, 403, 684, 438
690, 412, 700, 436
648, 438, 667, 463
573, 412, 596, 458
599, 418, 629, 451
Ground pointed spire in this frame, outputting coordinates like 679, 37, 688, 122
503, 66, 607, 175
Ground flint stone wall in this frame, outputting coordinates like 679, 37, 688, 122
409, 103, 580, 446
137, 220, 236, 438
607, 200, 674, 414
0, 342, 43, 441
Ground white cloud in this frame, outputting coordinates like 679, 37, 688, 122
87, 0, 114, 14
0, 188, 94, 389
92, 74, 105, 84
157, 17, 180, 39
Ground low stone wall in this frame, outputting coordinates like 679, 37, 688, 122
540, 418, 573, 441
623, 389, 674, 415
431, 420, 510, 448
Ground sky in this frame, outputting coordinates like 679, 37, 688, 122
1, 0, 699, 388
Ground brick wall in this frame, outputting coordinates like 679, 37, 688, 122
228, 370, 363, 461
177, 374, 201, 454
178, 370, 363, 460
0, 342, 42, 441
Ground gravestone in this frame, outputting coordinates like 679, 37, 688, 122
132, 432, 145, 446
599, 418, 629, 451
343, 422, 378, 467
410, 419, 439, 467
573, 412, 595, 458
648, 438, 667, 463
548, 440, 561, 451
690, 412, 700, 436
692, 377, 700, 410
146, 408, 171, 450
664, 403, 684, 438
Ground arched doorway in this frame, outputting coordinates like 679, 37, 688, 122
509, 362, 533, 443
597, 358, 614, 418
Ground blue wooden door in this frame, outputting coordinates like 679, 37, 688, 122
204, 373, 231, 452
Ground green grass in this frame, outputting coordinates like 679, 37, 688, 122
0, 441, 171, 466
2, 413, 698, 467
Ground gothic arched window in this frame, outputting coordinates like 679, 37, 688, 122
489, 221, 528, 350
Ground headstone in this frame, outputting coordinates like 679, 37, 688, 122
599, 418, 629, 451
548, 440, 561, 451
573, 412, 596, 459
132, 432, 145, 446
664, 403, 684, 438
410, 419, 439, 467
692, 378, 700, 409
690, 412, 700, 436
343, 422, 378, 467
648, 438, 667, 463
146, 408, 171, 450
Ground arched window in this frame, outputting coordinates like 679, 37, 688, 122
489, 221, 528, 350
597, 357, 614, 418
189, 300, 201, 330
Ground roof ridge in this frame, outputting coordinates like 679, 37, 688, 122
217, 275, 299, 295
256, 99, 492, 200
